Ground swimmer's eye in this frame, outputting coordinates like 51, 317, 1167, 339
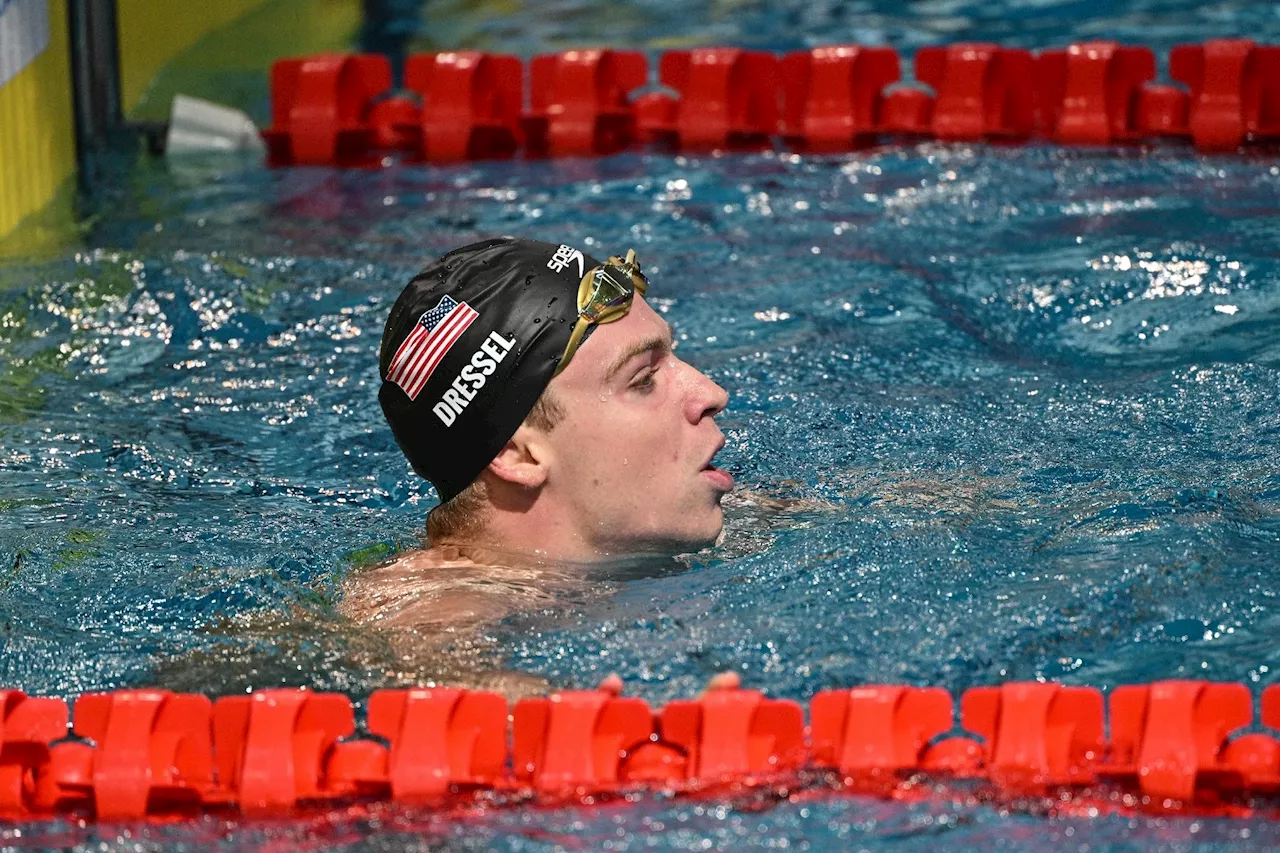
630, 368, 657, 392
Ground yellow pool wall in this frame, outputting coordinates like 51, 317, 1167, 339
0, 0, 361, 250
0, 0, 76, 244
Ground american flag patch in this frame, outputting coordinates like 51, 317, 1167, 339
386, 295, 479, 400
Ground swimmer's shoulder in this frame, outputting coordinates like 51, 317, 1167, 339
337, 546, 477, 622
337, 544, 562, 629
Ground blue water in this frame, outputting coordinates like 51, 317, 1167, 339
3, 0, 1280, 850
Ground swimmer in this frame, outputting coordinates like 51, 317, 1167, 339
341, 238, 734, 688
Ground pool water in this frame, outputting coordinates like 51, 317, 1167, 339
3, 0, 1280, 850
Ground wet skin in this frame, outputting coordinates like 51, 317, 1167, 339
524, 295, 734, 557
340, 295, 734, 692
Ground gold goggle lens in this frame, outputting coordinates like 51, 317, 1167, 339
556, 249, 649, 375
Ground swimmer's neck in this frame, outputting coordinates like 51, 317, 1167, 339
436, 482, 689, 567
428, 539, 684, 576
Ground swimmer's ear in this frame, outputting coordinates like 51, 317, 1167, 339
486, 424, 549, 489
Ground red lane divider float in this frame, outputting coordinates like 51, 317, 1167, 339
914, 43, 1036, 141
649, 48, 781, 151
5, 680, 1280, 820
367, 687, 507, 800
811, 684, 967, 791
779, 46, 901, 151
1170, 39, 1280, 151
404, 51, 524, 162
1099, 681, 1254, 804
260, 39, 1280, 165
0, 690, 67, 817
1035, 42, 1159, 144
525, 49, 648, 158
514, 688, 653, 792
262, 54, 393, 166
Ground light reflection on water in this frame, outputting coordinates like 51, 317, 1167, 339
1, 20, 1280, 853
3, 147, 1279, 716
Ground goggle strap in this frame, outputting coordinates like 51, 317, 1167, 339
555, 317, 592, 376
613, 249, 648, 296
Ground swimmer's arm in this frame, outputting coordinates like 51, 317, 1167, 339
726, 487, 838, 513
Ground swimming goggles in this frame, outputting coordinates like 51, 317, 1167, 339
555, 249, 649, 375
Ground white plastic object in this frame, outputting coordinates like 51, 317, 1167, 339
165, 94, 266, 156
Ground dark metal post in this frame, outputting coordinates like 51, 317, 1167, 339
360, 0, 422, 84
67, 0, 123, 188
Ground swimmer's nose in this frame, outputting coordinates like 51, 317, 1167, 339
683, 361, 728, 423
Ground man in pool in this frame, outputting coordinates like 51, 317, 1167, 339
341, 237, 738, 692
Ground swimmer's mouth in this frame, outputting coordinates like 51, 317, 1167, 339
706, 435, 727, 468
702, 437, 726, 471
701, 438, 734, 491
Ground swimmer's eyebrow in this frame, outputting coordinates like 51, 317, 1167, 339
603, 325, 674, 382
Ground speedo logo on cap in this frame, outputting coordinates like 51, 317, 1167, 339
432, 331, 517, 427
547, 244, 584, 277
386, 295, 478, 401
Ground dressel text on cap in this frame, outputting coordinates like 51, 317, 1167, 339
433, 331, 518, 427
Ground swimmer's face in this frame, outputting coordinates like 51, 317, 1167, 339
542, 297, 732, 555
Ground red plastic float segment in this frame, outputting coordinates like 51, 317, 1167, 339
1220, 732, 1280, 793
365, 94, 421, 154
632, 90, 678, 144
37, 742, 93, 814
1034, 42, 1156, 143
18, 678, 1280, 819
810, 686, 953, 782
0, 691, 68, 817
259, 41, 1280, 166
323, 736, 389, 800
512, 690, 656, 793
1261, 684, 1280, 730
404, 51, 523, 162
961, 682, 1104, 792
915, 43, 1036, 140
1099, 680, 1252, 803
1136, 84, 1192, 137
1217, 684, 1280, 792
659, 689, 805, 782
879, 86, 935, 135
262, 54, 392, 166
655, 48, 781, 150
918, 733, 985, 776
211, 689, 356, 813
1170, 39, 1280, 151
56, 690, 215, 820
779, 46, 901, 150
365, 687, 507, 800
524, 50, 648, 157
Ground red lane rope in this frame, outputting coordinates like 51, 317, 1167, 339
3, 680, 1280, 820
259, 40, 1280, 165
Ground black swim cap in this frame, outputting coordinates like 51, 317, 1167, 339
378, 237, 602, 502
